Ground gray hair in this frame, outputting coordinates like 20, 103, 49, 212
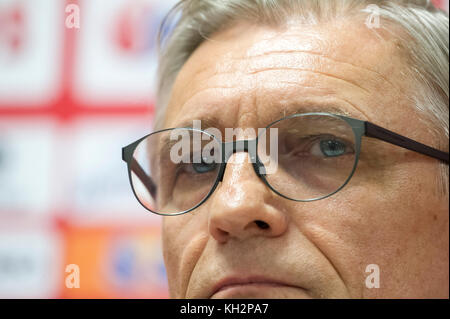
155, 0, 449, 194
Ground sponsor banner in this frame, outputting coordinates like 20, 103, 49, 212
55, 116, 159, 224
0, 118, 57, 216
0, 226, 63, 298
0, 0, 63, 106
73, 0, 177, 105
61, 224, 168, 298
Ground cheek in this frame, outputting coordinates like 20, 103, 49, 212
162, 213, 210, 297
291, 161, 447, 297
162, 216, 192, 293
161, 218, 180, 284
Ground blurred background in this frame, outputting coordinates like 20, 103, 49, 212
0, 0, 448, 299
0, 0, 178, 298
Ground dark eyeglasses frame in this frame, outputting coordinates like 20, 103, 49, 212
122, 112, 449, 216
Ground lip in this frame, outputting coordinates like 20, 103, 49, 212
209, 275, 301, 298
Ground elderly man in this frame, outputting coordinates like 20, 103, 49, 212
122, 0, 449, 298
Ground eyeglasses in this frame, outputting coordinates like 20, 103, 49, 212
122, 112, 449, 216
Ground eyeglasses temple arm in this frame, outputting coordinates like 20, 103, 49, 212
365, 121, 449, 164
129, 157, 157, 198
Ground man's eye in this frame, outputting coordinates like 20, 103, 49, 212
181, 153, 219, 174
190, 161, 218, 174
287, 135, 354, 158
312, 139, 350, 157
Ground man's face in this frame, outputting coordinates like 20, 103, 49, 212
160, 20, 449, 298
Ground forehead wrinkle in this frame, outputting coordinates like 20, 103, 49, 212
169, 21, 409, 132
171, 71, 372, 130
245, 50, 403, 95
200, 27, 407, 101
174, 69, 370, 126
178, 85, 237, 108
174, 91, 370, 132
177, 60, 368, 107
248, 67, 370, 95
181, 48, 396, 108
238, 53, 382, 96
239, 20, 407, 86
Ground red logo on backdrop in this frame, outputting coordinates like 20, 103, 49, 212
432, 0, 449, 11
432, 0, 444, 8
114, 2, 160, 55
0, 2, 25, 58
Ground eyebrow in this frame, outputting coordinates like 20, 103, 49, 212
157, 132, 191, 160
157, 129, 217, 160
170, 102, 363, 131
171, 117, 222, 130
276, 106, 352, 121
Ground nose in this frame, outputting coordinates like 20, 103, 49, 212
208, 152, 288, 244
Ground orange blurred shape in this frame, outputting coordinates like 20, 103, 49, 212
60, 223, 168, 299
